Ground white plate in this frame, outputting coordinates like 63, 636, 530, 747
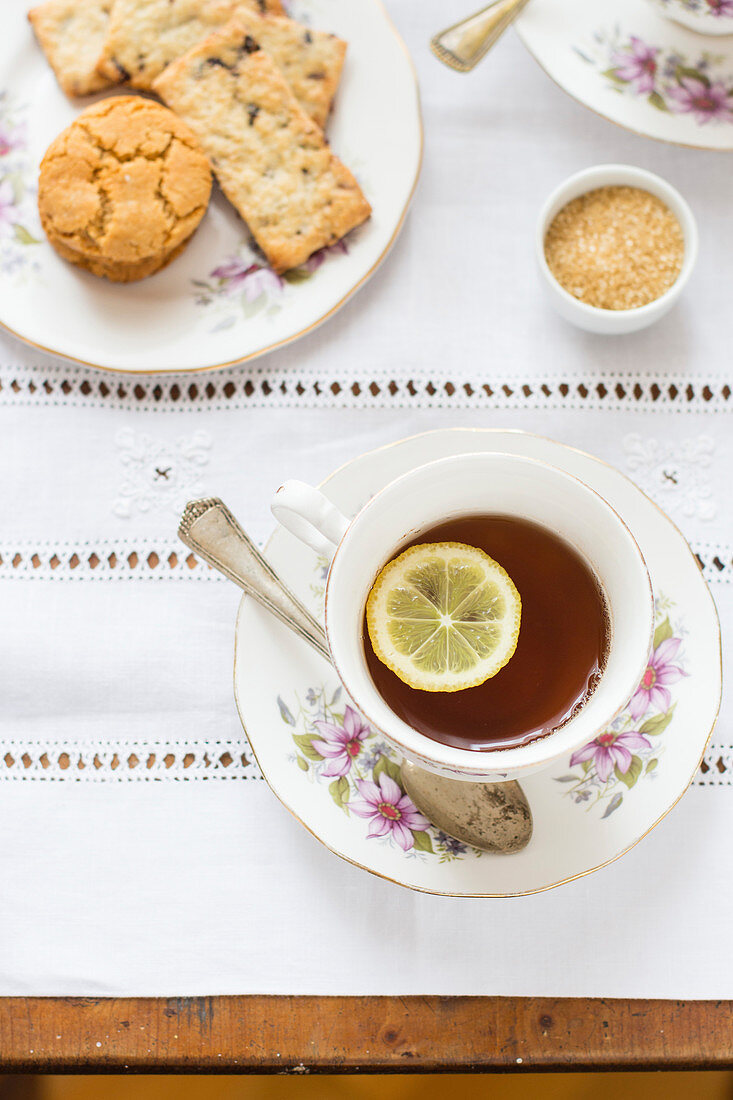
0, 0, 421, 372
516, 0, 733, 150
234, 429, 722, 897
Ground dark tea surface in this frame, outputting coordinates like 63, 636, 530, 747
363, 515, 609, 752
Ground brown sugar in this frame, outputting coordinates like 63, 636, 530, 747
544, 185, 685, 311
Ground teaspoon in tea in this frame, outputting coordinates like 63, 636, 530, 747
178, 498, 532, 855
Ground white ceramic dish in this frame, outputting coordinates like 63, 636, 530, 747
234, 429, 722, 897
0, 0, 422, 372
516, 0, 733, 150
537, 164, 698, 335
272, 453, 653, 782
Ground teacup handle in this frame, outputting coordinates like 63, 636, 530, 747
271, 481, 350, 559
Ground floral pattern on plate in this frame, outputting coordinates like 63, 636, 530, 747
276, 687, 483, 861
555, 594, 686, 818
192, 239, 350, 333
575, 30, 733, 123
0, 92, 42, 279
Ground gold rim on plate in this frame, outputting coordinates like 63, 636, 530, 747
0, 0, 423, 374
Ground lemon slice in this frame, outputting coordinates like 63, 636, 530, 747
366, 541, 521, 693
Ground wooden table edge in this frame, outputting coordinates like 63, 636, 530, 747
1, 996, 732, 1073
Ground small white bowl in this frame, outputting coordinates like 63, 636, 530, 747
536, 164, 698, 335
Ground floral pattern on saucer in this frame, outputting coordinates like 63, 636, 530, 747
192, 238, 350, 333
555, 594, 686, 818
277, 687, 483, 861
653, 0, 733, 18
280, 581, 689, 843
575, 30, 733, 123
0, 92, 42, 280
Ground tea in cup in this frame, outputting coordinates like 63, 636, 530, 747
363, 513, 610, 753
272, 453, 653, 783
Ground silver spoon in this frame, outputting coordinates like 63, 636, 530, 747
431, 0, 532, 73
178, 498, 532, 854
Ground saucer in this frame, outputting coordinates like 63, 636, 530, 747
234, 430, 721, 896
516, 0, 733, 150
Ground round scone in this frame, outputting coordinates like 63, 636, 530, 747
38, 96, 212, 282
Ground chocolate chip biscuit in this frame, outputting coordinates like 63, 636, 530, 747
154, 34, 370, 272
96, 0, 283, 89
220, 12, 346, 127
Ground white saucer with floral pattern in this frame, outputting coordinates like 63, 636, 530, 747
234, 430, 721, 897
0, 0, 421, 372
516, 0, 733, 150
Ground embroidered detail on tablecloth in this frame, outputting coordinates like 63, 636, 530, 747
0, 363, 732, 411
624, 433, 717, 521
0, 740, 260, 781
113, 428, 212, 519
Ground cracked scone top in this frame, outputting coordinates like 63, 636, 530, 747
38, 96, 212, 280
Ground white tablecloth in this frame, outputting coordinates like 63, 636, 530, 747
1, 0, 731, 997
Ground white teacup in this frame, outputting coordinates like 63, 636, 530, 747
272, 453, 654, 783
651, 0, 733, 34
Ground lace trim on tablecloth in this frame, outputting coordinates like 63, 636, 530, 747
694, 543, 733, 583
0, 737, 729, 783
1, 363, 732, 412
0, 539, 218, 580
698, 746, 733, 785
0, 740, 260, 781
1, 539, 727, 585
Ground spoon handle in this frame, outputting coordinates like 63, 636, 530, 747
178, 498, 331, 663
179, 499, 532, 853
430, 0, 532, 73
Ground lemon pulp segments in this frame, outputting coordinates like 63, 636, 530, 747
366, 541, 522, 692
